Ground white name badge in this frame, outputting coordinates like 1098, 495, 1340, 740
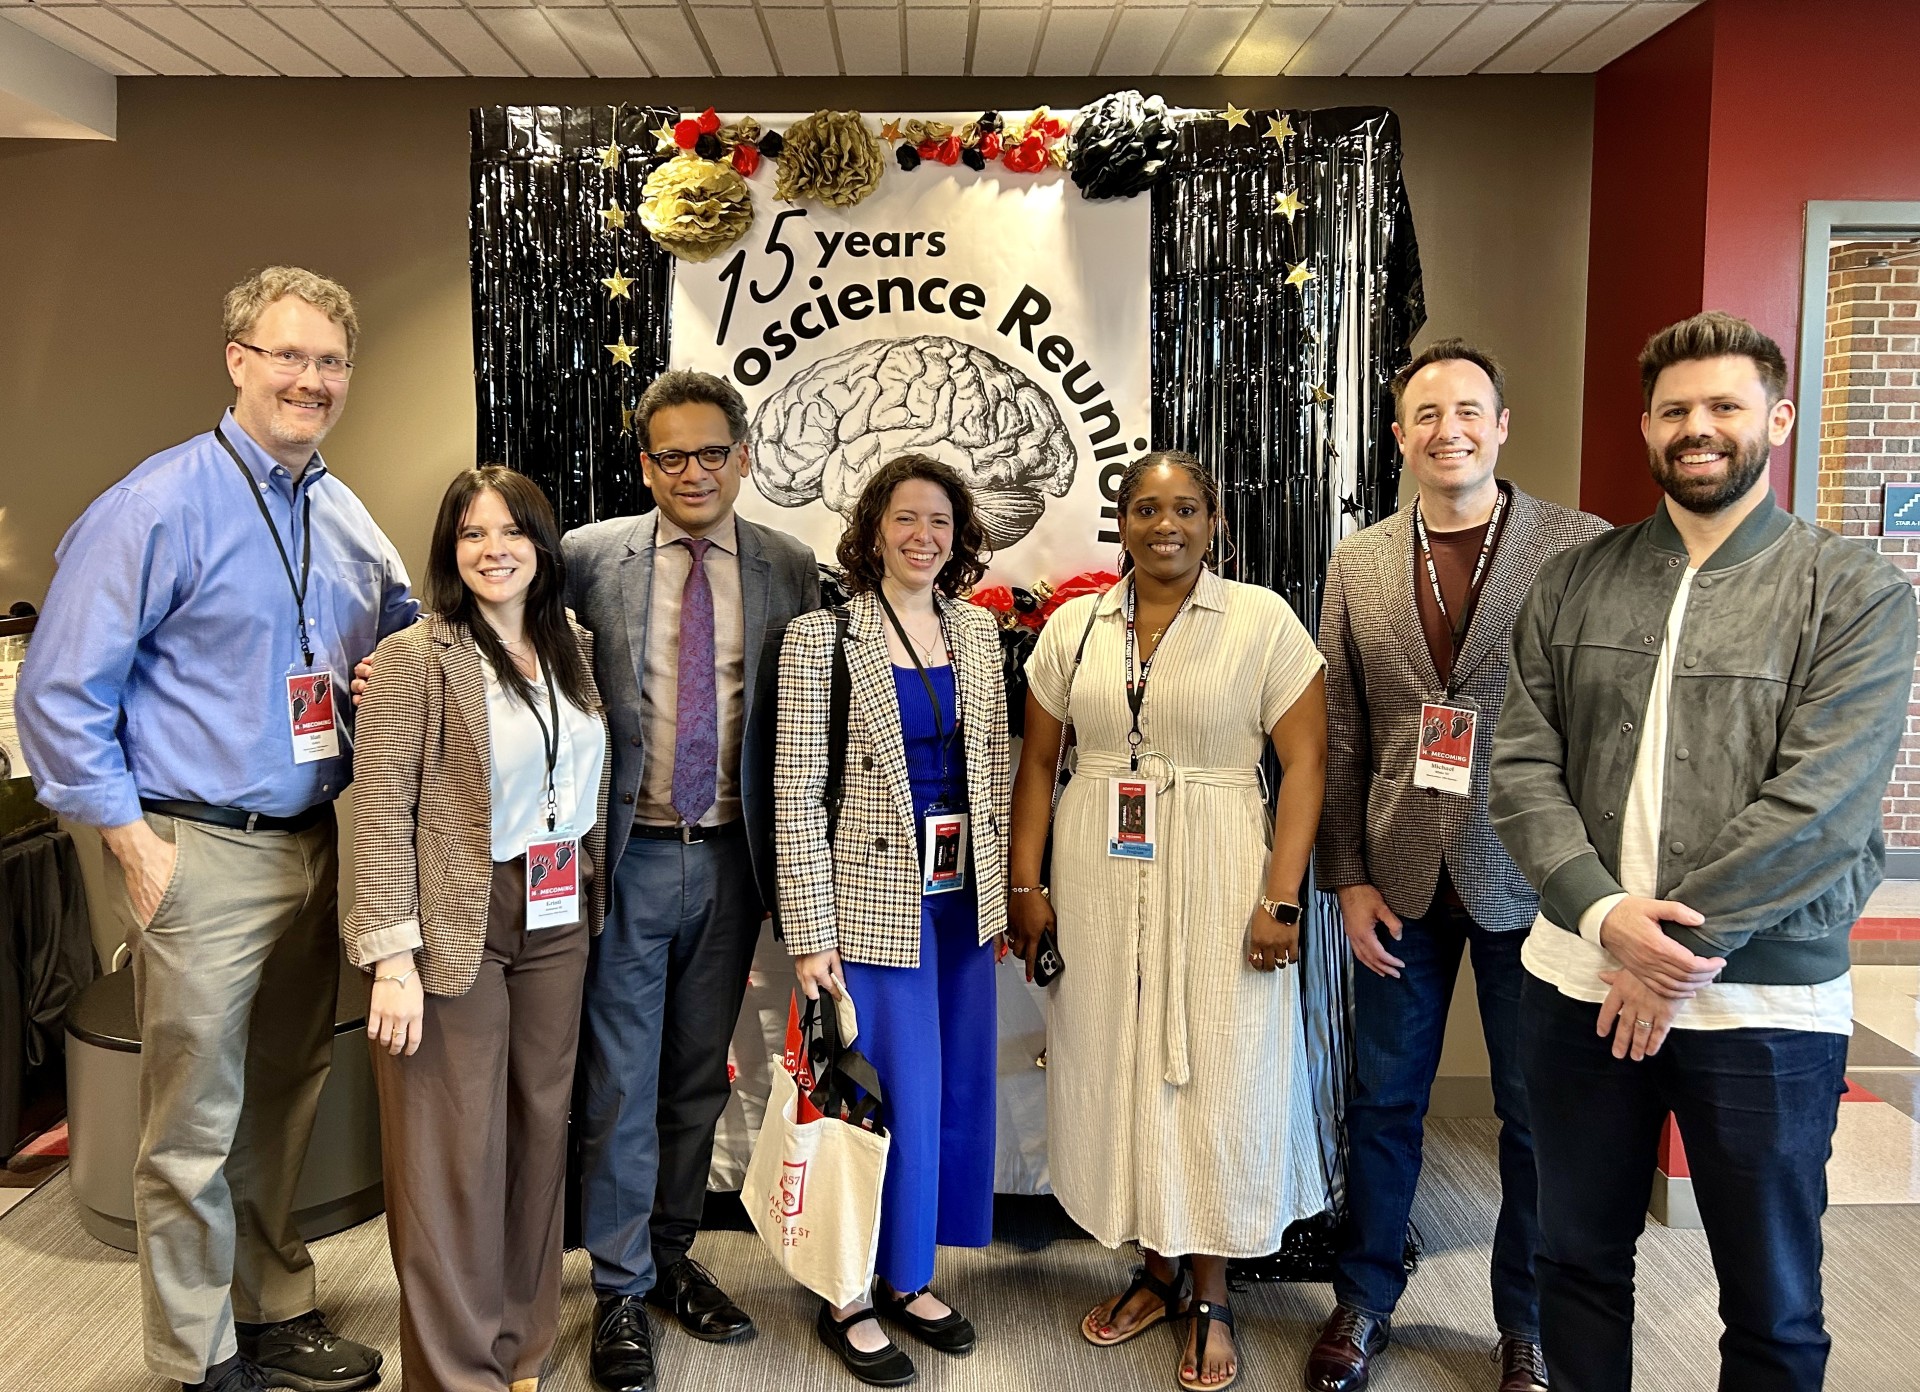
286, 671, 340, 764
1107, 777, 1158, 860
1413, 701, 1476, 797
921, 810, 970, 896
526, 834, 582, 929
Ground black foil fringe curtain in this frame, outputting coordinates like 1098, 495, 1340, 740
471, 105, 678, 530
1148, 106, 1425, 1280
471, 102, 1425, 1276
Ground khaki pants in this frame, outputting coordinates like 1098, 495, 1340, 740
370, 859, 588, 1392
119, 810, 341, 1383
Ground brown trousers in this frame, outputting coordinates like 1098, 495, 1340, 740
369, 859, 588, 1391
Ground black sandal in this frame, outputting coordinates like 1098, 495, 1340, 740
1082, 1263, 1189, 1348
1178, 1300, 1238, 1392
873, 1283, 976, 1355
816, 1302, 916, 1387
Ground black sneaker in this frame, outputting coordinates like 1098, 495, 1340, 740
183, 1354, 269, 1392
236, 1311, 382, 1392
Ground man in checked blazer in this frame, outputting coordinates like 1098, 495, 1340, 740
563, 370, 820, 1392
1307, 341, 1608, 1392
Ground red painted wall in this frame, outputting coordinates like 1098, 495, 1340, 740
1580, 0, 1920, 524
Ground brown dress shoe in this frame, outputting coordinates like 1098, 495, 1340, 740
1496, 1337, 1549, 1391
1304, 1306, 1389, 1392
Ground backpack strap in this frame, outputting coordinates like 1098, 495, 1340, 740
822, 605, 853, 844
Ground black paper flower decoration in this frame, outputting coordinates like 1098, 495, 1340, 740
1067, 90, 1179, 201
896, 144, 922, 171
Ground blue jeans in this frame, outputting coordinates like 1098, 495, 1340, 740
1334, 887, 1540, 1339
1520, 973, 1847, 1392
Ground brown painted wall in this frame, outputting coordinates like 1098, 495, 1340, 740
0, 72, 1595, 607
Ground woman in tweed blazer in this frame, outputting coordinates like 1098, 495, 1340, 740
775, 455, 1010, 1387
346, 467, 610, 1392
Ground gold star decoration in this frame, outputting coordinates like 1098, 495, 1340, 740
1221, 103, 1250, 131
602, 270, 635, 300
620, 407, 635, 434
1273, 189, 1304, 222
654, 124, 679, 154
1285, 259, 1316, 290
599, 205, 627, 231
1265, 114, 1294, 146
880, 119, 903, 145
1311, 382, 1334, 405
600, 144, 621, 169
605, 338, 637, 367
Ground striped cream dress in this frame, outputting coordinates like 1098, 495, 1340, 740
1026, 569, 1326, 1257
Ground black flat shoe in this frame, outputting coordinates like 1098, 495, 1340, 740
816, 1302, 917, 1387
873, 1283, 976, 1355
590, 1295, 658, 1392
646, 1257, 756, 1342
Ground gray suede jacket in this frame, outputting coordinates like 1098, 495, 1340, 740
1489, 496, 1917, 987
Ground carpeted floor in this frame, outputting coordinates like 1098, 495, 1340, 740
3, 1120, 1917, 1392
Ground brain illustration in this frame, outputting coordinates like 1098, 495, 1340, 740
751, 335, 1078, 548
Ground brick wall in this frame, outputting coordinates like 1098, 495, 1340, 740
1817, 242, 1920, 849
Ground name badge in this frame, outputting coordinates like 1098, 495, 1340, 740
526, 834, 581, 929
286, 671, 340, 764
1413, 701, 1476, 797
1107, 777, 1157, 860
921, 810, 970, 896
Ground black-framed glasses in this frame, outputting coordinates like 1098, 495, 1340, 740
234, 341, 354, 381
644, 443, 739, 475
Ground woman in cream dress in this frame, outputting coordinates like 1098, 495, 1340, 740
1007, 452, 1328, 1392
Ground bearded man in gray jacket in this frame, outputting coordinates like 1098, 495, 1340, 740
1490, 312, 1917, 1392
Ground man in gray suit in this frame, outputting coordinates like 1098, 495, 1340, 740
564, 370, 820, 1392
1307, 341, 1608, 1392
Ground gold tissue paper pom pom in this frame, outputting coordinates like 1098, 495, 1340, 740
639, 157, 754, 263
773, 109, 886, 209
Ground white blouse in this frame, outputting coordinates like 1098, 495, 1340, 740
483, 656, 606, 862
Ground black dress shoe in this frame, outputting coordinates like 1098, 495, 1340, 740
872, 1282, 975, 1355
235, 1311, 381, 1392
591, 1295, 658, 1392
645, 1257, 756, 1342
816, 1302, 916, 1387
1304, 1305, 1390, 1392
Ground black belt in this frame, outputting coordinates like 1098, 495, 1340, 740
141, 798, 331, 834
630, 819, 742, 845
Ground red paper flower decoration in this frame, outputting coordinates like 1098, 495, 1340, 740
916, 138, 940, 160
673, 119, 699, 149
731, 142, 761, 177
981, 131, 1002, 160
696, 107, 721, 135
1039, 570, 1120, 621
970, 585, 1016, 621
937, 133, 963, 165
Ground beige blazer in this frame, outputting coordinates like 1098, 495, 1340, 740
345, 613, 611, 996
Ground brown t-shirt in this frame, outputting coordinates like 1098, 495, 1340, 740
1413, 515, 1494, 688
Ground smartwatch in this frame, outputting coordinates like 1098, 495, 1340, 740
1259, 896, 1302, 926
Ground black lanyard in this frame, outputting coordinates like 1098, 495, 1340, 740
523, 663, 563, 833
215, 426, 317, 669
1123, 575, 1197, 771
875, 588, 962, 797
1412, 485, 1507, 678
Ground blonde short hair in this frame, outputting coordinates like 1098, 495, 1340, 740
223, 266, 360, 354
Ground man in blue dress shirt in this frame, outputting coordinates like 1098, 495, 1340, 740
18, 267, 414, 1392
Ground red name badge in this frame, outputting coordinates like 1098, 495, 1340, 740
525, 835, 581, 929
285, 672, 340, 764
1413, 701, 1476, 797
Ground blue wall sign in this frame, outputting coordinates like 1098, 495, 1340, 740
1885, 485, 1920, 536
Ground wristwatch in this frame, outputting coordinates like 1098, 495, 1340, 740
1259, 896, 1302, 926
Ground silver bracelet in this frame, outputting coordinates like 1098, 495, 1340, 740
1009, 885, 1049, 897
374, 968, 417, 987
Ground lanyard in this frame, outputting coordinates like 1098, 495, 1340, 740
1412, 484, 1508, 667
1123, 575, 1197, 771
215, 426, 317, 669
875, 588, 962, 795
523, 663, 563, 833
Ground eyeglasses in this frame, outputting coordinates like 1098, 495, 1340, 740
644, 443, 738, 475
234, 341, 354, 381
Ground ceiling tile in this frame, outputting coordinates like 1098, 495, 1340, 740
479, 9, 587, 73
1346, 2, 1467, 74
833, 4, 898, 70
404, 7, 524, 72
762, 6, 836, 72
204, 10, 336, 72
1220, 3, 1329, 77
1035, 7, 1107, 75
315, 0, 390, 10
327, 7, 460, 70
1099, 5, 1180, 75
1283, 1, 1393, 74
465, 0, 539, 11
971, 5, 1038, 74
904, 5, 964, 73
542, 5, 648, 74
834, 0, 895, 8
1413, 1, 1548, 74
0, 5, 153, 72
130, 6, 274, 71
1159, 5, 1254, 75
691, 5, 773, 74
265, 6, 400, 71
1546, 0, 1696, 72
1479, 0, 1625, 71
41, 5, 206, 71
617, 5, 709, 74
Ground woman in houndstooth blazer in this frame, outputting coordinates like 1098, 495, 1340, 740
775, 455, 1010, 1387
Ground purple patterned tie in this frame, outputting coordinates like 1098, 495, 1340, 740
673, 537, 718, 824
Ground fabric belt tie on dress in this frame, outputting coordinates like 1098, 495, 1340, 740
1071, 752, 1262, 1087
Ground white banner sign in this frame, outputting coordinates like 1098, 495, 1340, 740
669, 129, 1152, 585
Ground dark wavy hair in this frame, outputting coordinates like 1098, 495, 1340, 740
836, 455, 990, 597
1639, 311, 1789, 408
1114, 449, 1222, 575
425, 466, 597, 714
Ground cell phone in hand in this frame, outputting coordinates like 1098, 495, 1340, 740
1034, 928, 1065, 987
